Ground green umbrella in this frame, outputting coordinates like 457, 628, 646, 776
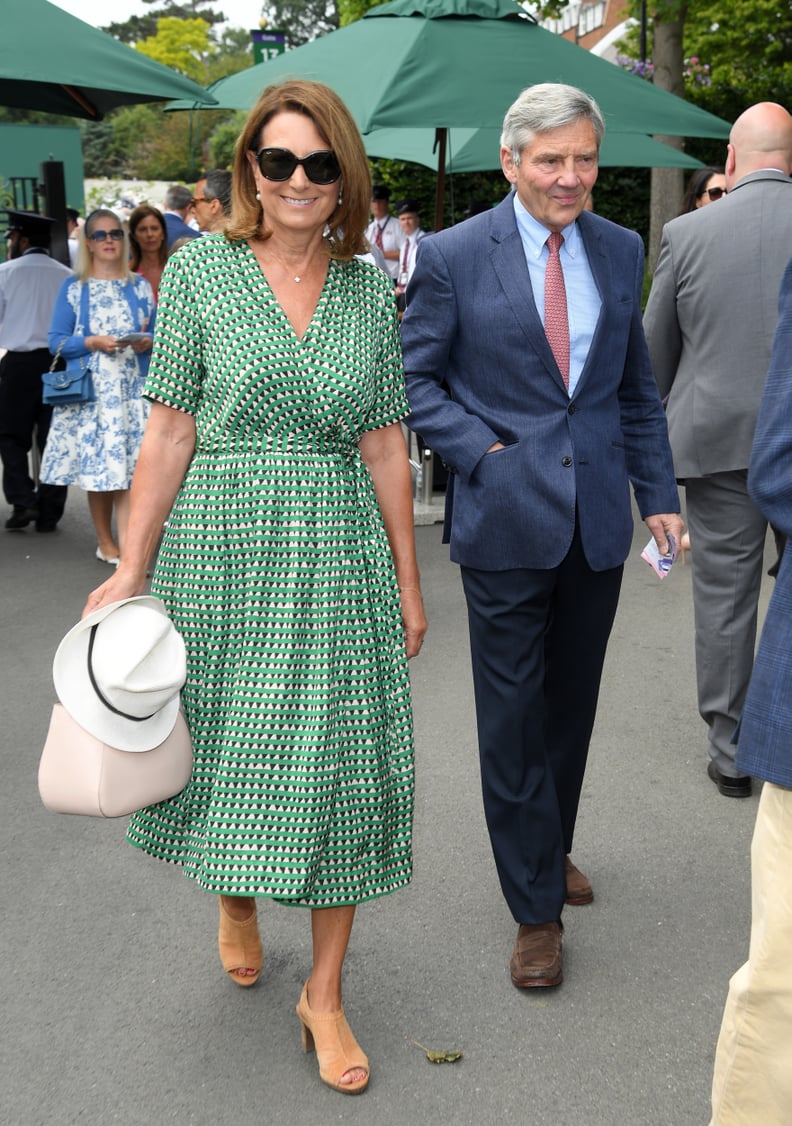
173, 0, 727, 224
1, 0, 217, 120
362, 127, 707, 171
181, 0, 728, 140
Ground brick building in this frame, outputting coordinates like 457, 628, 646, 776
535, 1, 633, 61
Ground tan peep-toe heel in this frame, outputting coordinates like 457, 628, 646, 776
218, 897, 263, 987
296, 983, 370, 1095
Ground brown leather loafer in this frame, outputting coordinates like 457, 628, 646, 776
565, 856, 593, 905
510, 921, 563, 988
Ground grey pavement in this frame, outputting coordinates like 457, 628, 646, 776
1, 489, 772, 1126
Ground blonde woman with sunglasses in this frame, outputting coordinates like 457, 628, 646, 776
41, 208, 155, 564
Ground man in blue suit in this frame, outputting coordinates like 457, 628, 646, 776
709, 261, 792, 1123
401, 84, 682, 988
162, 184, 199, 249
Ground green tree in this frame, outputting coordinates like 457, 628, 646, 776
685, 0, 792, 122
207, 111, 248, 168
337, 0, 384, 25
103, 1, 227, 44
259, 0, 339, 47
135, 16, 215, 80
613, 0, 792, 263
81, 116, 129, 178
79, 14, 253, 181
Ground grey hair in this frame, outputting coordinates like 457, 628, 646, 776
501, 83, 605, 165
164, 183, 193, 212
202, 169, 233, 215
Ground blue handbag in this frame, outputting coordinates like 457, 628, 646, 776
42, 283, 95, 405
42, 347, 95, 405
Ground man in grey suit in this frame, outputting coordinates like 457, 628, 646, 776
644, 103, 792, 799
402, 84, 682, 988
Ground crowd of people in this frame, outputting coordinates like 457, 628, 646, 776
0, 172, 232, 558
1, 76, 791, 1120
1, 168, 427, 562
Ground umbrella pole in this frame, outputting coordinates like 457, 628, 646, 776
61, 85, 99, 119
434, 127, 447, 231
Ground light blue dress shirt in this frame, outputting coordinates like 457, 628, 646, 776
512, 192, 601, 397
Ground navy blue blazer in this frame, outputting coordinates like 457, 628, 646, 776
401, 196, 679, 572
736, 258, 792, 787
164, 212, 199, 249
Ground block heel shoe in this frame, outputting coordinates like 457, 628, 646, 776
218, 897, 263, 987
296, 983, 369, 1095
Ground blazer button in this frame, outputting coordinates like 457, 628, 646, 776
561, 456, 573, 467
567, 404, 576, 414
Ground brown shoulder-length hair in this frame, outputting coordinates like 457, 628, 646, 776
226, 79, 371, 259
128, 204, 168, 270
127, 205, 168, 270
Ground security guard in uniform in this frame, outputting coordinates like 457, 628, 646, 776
0, 210, 72, 531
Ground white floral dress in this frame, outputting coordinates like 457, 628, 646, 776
41, 277, 154, 491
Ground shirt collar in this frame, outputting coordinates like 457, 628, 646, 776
512, 191, 579, 259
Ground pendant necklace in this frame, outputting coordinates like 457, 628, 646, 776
270, 250, 310, 283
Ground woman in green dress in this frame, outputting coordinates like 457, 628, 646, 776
82, 80, 427, 1096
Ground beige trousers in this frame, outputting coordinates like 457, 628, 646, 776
710, 781, 792, 1125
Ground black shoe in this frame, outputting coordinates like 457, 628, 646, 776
5, 506, 38, 531
707, 760, 752, 798
35, 521, 58, 533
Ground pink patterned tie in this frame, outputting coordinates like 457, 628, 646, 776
545, 231, 569, 389
402, 238, 410, 271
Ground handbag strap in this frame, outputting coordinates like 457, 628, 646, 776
48, 339, 65, 372
75, 282, 90, 336
124, 279, 145, 330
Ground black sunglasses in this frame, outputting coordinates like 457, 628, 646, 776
700, 186, 726, 201
87, 228, 124, 241
253, 147, 341, 185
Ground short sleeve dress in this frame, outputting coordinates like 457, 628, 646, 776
126, 236, 415, 909
40, 276, 154, 491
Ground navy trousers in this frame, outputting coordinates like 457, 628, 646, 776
461, 523, 623, 925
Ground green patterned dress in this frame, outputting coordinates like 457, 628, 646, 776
126, 236, 415, 908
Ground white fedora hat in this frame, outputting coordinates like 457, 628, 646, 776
53, 596, 187, 752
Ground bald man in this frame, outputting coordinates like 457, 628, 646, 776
645, 103, 792, 799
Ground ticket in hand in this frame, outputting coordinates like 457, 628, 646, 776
641, 532, 677, 579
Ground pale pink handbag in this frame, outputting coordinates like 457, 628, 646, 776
38, 704, 193, 818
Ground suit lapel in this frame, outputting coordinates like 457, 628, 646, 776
574, 214, 609, 394
488, 199, 562, 385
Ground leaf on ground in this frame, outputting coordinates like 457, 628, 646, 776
405, 1037, 463, 1064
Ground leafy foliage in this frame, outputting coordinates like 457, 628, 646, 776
78, 6, 254, 181
594, 166, 651, 246
103, 1, 227, 44
367, 159, 507, 231
259, 0, 340, 47
0, 106, 66, 126
338, 0, 387, 26
135, 17, 215, 80
208, 111, 249, 168
615, 0, 792, 123
406, 1038, 463, 1063
685, 0, 792, 122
